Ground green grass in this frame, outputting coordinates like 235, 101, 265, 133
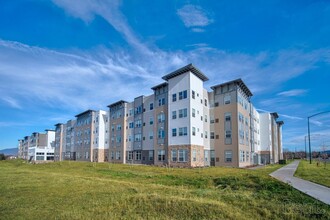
295, 159, 330, 187
0, 160, 329, 219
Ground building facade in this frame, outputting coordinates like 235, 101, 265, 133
19, 64, 283, 167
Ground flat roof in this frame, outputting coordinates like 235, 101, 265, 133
151, 82, 168, 90
271, 112, 279, 119
54, 123, 63, 127
211, 78, 253, 97
162, 64, 209, 82
276, 121, 284, 125
107, 100, 128, 108
75, 109, 95, 118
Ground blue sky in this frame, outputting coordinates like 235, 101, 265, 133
0, 0, 329, 151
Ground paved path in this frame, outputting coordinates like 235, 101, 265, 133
270, 160, 330, 205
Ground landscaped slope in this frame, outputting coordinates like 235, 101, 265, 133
0, 160, 329, 219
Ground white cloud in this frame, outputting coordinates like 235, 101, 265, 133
177, 4, 213, 32
277, 89, 308, 97
1, 97, 22, 109
280, 114, 304, 120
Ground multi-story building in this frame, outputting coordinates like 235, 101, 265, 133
27, 130, 55, 162
107, 64, 282, 168
21, 64, 283, 167
259, 112, 283, 164
210, 79, 253, 167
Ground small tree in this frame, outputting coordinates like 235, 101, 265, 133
0, 153, 6, 160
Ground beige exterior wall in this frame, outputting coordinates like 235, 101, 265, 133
109, 102, 127, 164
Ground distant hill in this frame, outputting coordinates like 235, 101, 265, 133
0, 148, 18, 156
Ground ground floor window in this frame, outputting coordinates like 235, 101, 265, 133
149, 150, 154, 161
239, 150, 244, 162
171, 150, 177, 162
192, 149, 197, 161
115, 151, 121, 160
135, 151, 141, 160
225, 150, 233, 162
204, 150, 209, 162
158, 150, 165, 161
178, 149, 188, 162
127, 151, 133, 160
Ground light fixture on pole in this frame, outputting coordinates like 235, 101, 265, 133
307, 110, 330, 164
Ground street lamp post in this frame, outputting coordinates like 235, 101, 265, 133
307, 110, 330, 164
304, 136, 307, 160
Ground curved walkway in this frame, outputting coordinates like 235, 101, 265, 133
270, 160, 330, 205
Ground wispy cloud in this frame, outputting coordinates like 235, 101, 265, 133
1, 97, 22, 109
280, 114, 304, 120
277, 89, 308, 97
177, 4, 213, 32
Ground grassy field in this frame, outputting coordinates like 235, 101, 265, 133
295, 159, 330, 187
0, 160, 329, 219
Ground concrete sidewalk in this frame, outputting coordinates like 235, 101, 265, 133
270, 160, 330, 205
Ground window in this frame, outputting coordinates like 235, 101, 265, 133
129, 109, 133, 116
135, 119, 142, 128
205, 131, 208, 139
134, 134, 142, 142
158, 98, 165, 106
116, 136, 121, 143
115, 151, 121, 160
179, 108, 187, 118
225, 115, 231, 121
179, 90, 187, 100
149, 103, 154, 110
128, 135, 132, 142
116, 124, 122, 131
158, 150, 165, 161
192, 108, 196, 117
192, 90, 195, 99
239, 150, 244, 162
149, 117, 153, 125
201, 116, 203, 121
172, 128, 177, 137
204, 150, 209, 162
178, 149, 188, 162
192, 127, 196, 136
179, 127, 188, 136
172, 94, 177, 102
135, 106, 142, 114
204, 99, 208, 107
171, 150, 177, 161
192, 149, 197, 161
111, 126, 114, 132
224, 95, 231, 104
172, 111, 177, 119
205, 115, 207, 122
149, 151, 153, 161
158, 113, 165, 123
210, 132, 215, 139
129, 122, 134, 128
111, 151, 114, 160
158, 128, 165, 139
149, 131, 153, 140
226, 130, 232, 138
135, 151, 141, 160
225, 150, 232, 162
127, 151, 133, 160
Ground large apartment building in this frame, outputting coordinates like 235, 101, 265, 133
53, 110, 109, 162
18, 130, 55, 162
106, 64, 283, 167
19, 64, 284, 167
